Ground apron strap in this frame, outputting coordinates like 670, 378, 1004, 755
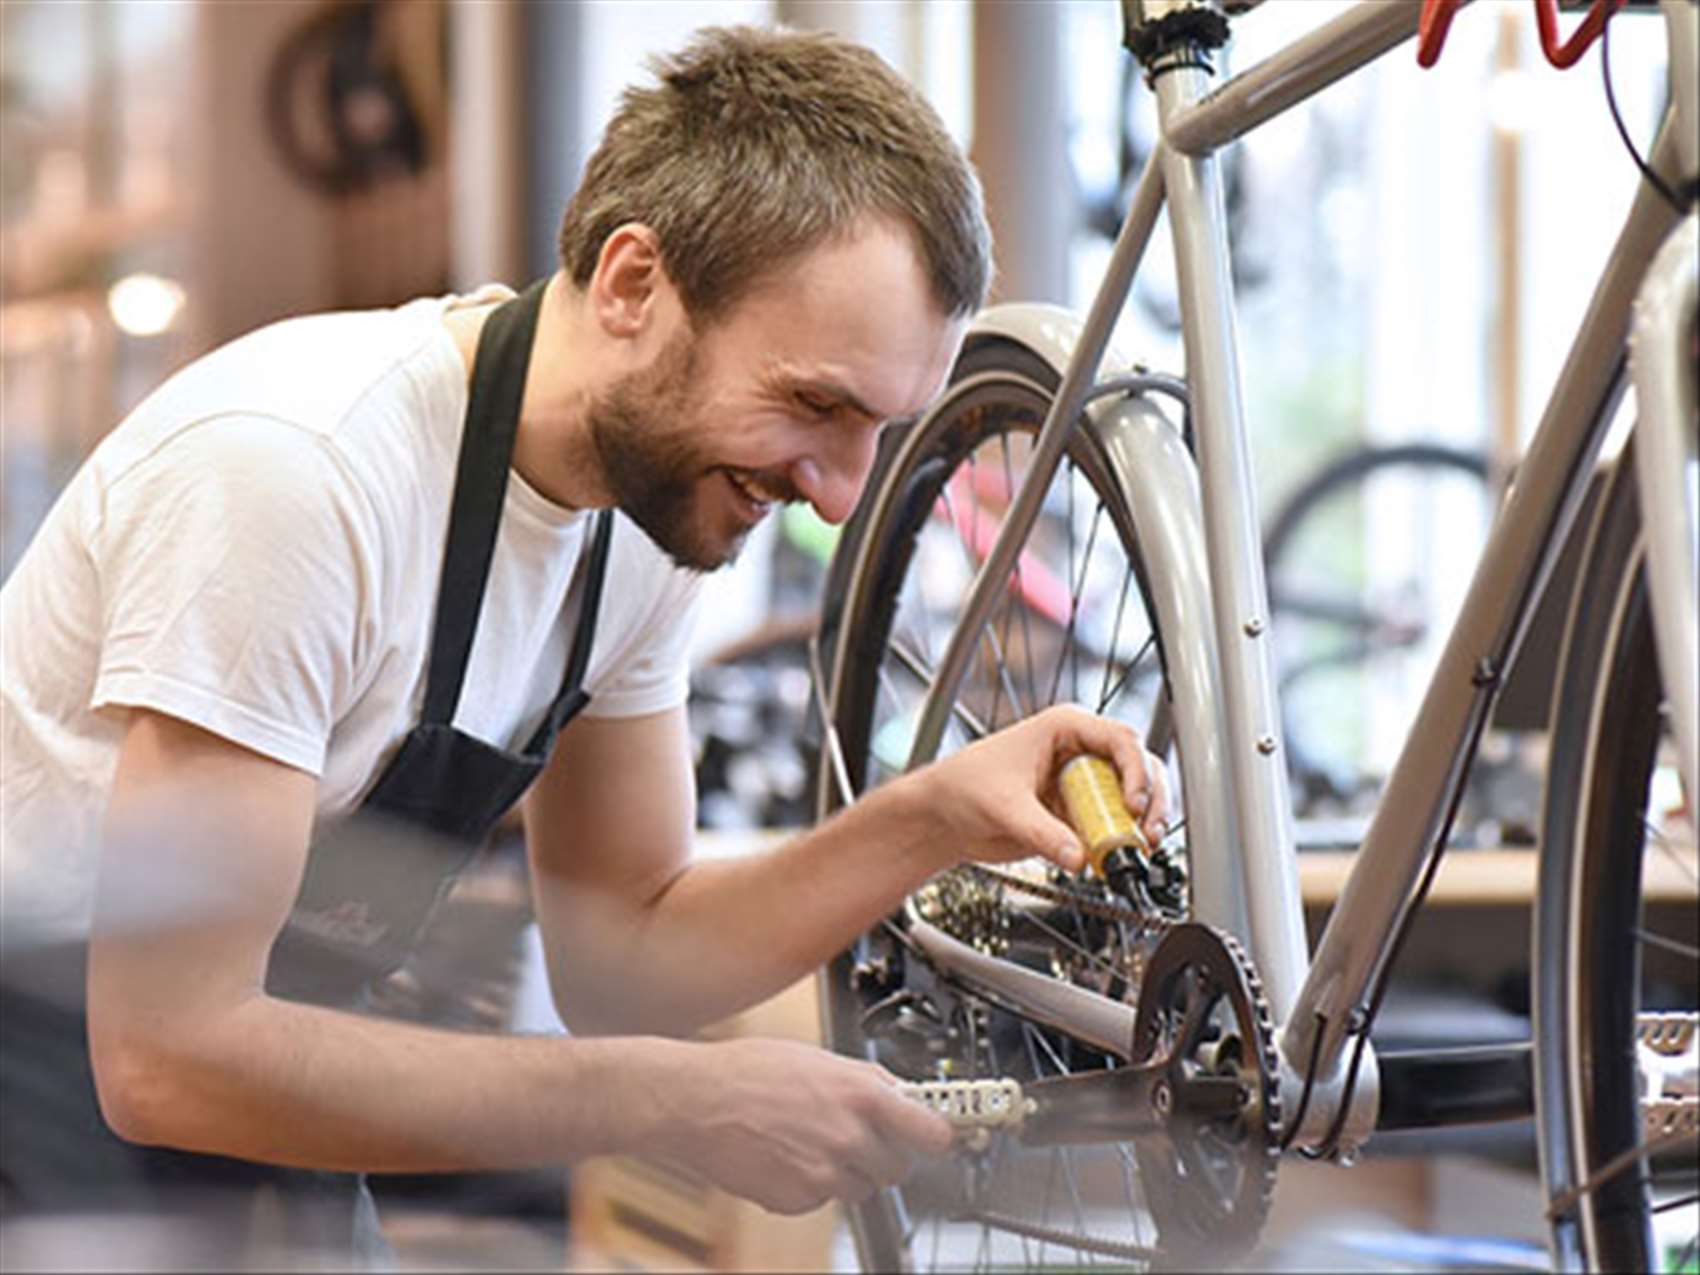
422, 281, 546, 726
526, 509, 615, 753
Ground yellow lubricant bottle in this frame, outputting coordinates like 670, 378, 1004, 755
1057, 754, 1150, 901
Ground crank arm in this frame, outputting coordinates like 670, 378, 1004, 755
1020, 1059, 1250, 1147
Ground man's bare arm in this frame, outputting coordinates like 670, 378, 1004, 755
524, 703, 1166, 1038
87, 709, 947, 1206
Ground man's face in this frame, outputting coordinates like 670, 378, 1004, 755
588, 218, 966, 572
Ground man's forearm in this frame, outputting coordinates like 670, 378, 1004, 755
535, 775, 950, 1036
92, 988, 694, 1172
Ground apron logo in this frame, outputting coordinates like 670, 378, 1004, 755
292, 901, 389, 948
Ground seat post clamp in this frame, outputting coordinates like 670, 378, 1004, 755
1125, 3, 1232, 84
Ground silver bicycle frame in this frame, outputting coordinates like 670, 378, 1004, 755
891, 0, 1692, 1151
1632, 1, 1699, 818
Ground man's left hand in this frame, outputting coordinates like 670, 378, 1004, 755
899, 705, 1168, 875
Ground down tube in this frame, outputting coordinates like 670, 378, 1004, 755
1155, 70, 1308, 1022
1286, 116, 1686, 1085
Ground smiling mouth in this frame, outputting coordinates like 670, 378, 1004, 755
723, 468, 790, 519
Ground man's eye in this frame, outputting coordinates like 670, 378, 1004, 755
797, 394, 837, 417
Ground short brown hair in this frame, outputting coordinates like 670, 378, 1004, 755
558, 25, 990, 322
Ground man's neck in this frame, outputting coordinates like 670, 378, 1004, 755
446, 274, 609, 511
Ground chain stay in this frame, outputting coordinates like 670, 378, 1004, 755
905, 860, 1285, 1263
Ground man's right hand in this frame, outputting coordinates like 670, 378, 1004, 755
641, 1037, 953, 1215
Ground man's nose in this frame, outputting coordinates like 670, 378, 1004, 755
794, 424, 880, 525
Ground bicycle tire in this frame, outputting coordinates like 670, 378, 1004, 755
1534, 450, 1698, 1272
815, 338, 1217, 1271
1261, 442, 1495, 817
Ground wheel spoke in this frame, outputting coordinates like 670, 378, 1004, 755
1012, 898, 1129, 987
984, 601, 1026, 729
1048, 495, 1105, 709
883, 638, 991, 741
1001, 431, 1043, 717
1633, 927, 1700, 960
1067, 465, 1080, 707
1097, 567, 1136, 713
1099, 631, 1158, 713
1646, 817, 1699, 885
939, 484, 1028, 727
824, 385, 1187, 1271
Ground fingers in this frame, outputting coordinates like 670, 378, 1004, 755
1039, 705, 1169, 842
866, 1073, 955, 1158
772, 1075, 943, 1212
670, 1043, 951, 1215
1139, 750, 1170, 840
1030, 808, 1087, 874
1113, 743, 1169, 843
936, 704, 1173, 870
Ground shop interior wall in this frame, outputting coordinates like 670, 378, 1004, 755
0, 0, 1673, 775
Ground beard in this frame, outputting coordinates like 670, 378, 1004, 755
586, 330, 744, 573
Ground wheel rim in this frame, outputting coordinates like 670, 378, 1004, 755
1566, 570, 1697, 1272
821, 368, 1214, 1272
1536, 462, 1699, 1273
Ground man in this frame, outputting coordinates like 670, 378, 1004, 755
0, 25, 1165, 1266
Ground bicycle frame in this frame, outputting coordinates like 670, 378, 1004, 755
894, 0, 1696, 1153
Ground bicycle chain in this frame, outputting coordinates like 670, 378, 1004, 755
951, 877, 1691, 1254
921, 866, 1282, 1264
947, 1209, 1161, 1264
1646, 1097, 1700, 1140
960, 861, 1172, 932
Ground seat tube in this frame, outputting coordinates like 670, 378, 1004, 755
1153, 64, 1307, 1021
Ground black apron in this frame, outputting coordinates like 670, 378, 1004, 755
269, 281, 612, 1007
0, 281, 611, 1269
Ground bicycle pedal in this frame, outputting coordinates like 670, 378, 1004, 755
896, 1078, 1035, 1151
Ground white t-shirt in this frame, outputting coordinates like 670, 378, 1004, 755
0, 290, 703, 948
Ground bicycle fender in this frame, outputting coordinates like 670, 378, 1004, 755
1089, 392, 1250, 943
963, 302, 1142, 385
963, 303, 1242, 919
964, 301, 1246, 935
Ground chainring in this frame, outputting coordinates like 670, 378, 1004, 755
1129, 922, 1282, 1267
893, 871, 1280, 1266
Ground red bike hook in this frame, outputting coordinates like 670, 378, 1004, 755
1418, 0, 1627, 70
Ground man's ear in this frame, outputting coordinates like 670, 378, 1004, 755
588, 223, 669, 339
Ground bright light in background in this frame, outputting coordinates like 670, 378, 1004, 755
107, 273, 186, 337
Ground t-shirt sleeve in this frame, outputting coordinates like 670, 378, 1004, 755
89, 414, 379, 775
579, 525, 704, 720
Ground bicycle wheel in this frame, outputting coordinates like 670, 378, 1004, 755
1262, 442, 1496, 822
1534, 452, 1699, 1273
815, 340, 1269, 1272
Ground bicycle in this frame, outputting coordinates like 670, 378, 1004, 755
700, 439, 1513, 839
807, 1, 1698, 1270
